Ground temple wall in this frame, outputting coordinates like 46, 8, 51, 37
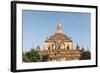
45, 41, 73, 50
38, 49, 80, 61
64, 42, 73, 49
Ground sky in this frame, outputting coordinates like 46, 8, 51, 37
22, 10, 91, 52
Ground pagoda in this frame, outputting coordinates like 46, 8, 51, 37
38, 20, 80, 61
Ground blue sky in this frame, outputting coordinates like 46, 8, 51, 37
22, 10, 91, 52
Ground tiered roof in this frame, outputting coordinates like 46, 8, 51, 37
45, 20, 72, 42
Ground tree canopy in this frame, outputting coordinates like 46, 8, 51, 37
80, 51, 91, 60
22, 48, 49, 62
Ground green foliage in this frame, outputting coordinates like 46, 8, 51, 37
22, 48, 41, 62
22, 53, 30, 62
22, 48, 50, 62
80, 51, 91, 60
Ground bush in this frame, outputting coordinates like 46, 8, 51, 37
80, 51, 91, 60
22, 49, 41, 62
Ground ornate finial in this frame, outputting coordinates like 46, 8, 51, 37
55, 18, 63, 33
76, 43, 80, 49
81, 45, 85, 51
36, 45, 40, 50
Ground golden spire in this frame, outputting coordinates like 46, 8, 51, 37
55, 19, 63, 34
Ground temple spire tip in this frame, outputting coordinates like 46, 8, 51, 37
55, 18, 63, 34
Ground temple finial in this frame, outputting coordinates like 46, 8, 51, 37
55, 18, 63, 33
58, 18, 61, 26
76, 43, 80, 49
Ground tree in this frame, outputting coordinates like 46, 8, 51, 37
22, 52, 30, 62
80, 51, 91, 60
30, 49, 41, 62
22, 48, 41, 62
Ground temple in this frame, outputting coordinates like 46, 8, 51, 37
38, 20, 81, 61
